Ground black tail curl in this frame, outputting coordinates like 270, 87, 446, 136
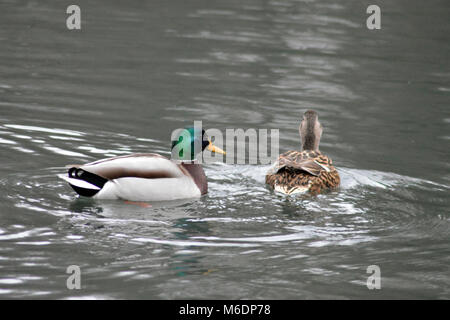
67, 167, 108, 197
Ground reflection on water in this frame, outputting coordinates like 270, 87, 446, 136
0, 0, 449, 299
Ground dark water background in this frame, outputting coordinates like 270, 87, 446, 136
0, 0, 449, 299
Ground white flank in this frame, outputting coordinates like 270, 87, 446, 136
94, 176, 200, 201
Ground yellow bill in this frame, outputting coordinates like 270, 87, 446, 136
207, 140, 226, 155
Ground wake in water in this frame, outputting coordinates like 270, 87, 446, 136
2, 159, 448, 252
0, 122, 448, 252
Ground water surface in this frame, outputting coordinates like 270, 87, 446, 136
0, 0, 449, 299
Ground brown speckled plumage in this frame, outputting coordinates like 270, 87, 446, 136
266, 150, 340, 195
266, 110, 340, 195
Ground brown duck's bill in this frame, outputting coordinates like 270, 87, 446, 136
207, 140, 226, 155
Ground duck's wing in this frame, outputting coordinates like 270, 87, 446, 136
76, 153, 185, 180
270, 150, 331, 176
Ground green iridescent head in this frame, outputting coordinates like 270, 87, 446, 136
171, 126, 225, 161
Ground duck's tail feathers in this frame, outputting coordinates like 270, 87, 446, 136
274, 183, 310, 195
58, 167, 108, 197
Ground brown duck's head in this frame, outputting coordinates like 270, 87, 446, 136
299, 110, 323, 151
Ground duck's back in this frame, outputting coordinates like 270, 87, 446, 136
265, 150, 339, 195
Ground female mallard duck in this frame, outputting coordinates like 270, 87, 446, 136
266, 110, 340, 195
58, 127, 225, 201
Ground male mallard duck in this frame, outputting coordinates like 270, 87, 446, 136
58, 127, 225, 201
265, 110, 340, 195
